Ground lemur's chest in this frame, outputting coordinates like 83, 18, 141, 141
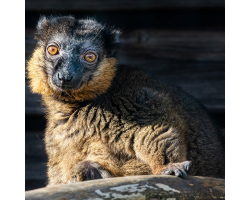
46, 100, 155, 156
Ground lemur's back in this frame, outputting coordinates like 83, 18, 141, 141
104, 65, 225, 178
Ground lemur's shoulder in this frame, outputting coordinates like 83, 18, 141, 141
109, 64, 187, 103
110, 65, 168, 93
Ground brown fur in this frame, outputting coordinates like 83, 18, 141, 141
27, 17, 224, 186
27, 47, 117, 102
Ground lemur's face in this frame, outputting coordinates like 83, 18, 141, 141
27, 16, 120, 101
45, 31, 104, 90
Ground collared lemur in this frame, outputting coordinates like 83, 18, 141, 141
27, 16, 224, 186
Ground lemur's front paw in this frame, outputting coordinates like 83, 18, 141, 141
69, 161, 113, 183
161, 161, 192, 178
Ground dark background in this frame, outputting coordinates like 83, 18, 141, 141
25, 0, 225, 191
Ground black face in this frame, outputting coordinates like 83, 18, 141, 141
35, 16, 120, 91
45, 33, 104, 90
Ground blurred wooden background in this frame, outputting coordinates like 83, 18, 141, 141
25, 0, 225, 191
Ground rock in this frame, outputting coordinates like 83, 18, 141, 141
25, 175, 225, 200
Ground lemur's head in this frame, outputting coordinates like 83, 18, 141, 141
27, 16, 120, 102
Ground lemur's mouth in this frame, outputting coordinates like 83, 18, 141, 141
54, 82, 82, 91
57, 84, 73, 90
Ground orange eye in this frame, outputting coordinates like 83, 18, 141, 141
84, 52, 97, 63
47, 45, 59, 55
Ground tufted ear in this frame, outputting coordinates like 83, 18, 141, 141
37, 16, 49, 31
34, 15, 76, 41
111, 29, 121, 44
104, 27, 122, 57
34, 16, 50, 41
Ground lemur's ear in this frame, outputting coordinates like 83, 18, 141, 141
34, 16, 50, 41
37, 16, 49, 31
111, 29, 121, 44
104, 27, 122, 57
35, 15, 76, 41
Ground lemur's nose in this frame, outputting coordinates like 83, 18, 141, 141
58, 72, 73, 85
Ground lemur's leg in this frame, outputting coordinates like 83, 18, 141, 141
68, 141, 117, 183
69, 158, 153, 183
69, 140, 153, 183
134, 125, 192, 178
69, 161, 113, 183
